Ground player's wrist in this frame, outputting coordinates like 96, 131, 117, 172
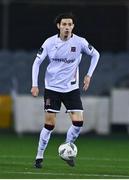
86, 74, 91, 78
32, 86, 38, 88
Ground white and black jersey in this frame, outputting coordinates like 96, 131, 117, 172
32, 34, 100, 92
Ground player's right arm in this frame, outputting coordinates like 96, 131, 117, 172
31, 42, 48, 97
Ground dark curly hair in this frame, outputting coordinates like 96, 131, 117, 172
54, 12, 76, 25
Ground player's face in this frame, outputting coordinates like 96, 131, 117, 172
57, 18, 74, 40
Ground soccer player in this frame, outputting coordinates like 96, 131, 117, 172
31, 12, 100, 168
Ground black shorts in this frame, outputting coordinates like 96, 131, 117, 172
44, 88, 83, 113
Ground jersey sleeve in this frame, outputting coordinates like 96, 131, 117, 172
81, 38, 100, 77
81, 38, 94, 55
32, 40, 48, 87
36, 40, 48, 60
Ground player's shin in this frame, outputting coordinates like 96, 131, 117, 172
36, 124, 54, 159
65, 121, 83, 143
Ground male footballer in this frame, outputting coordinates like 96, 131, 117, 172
31, 12, 100, 168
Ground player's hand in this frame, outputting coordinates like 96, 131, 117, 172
83, 75, 91, 91
31, 87, 39, 97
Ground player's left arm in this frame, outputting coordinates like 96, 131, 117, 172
83, 74, 91, 91
81, 38, 100, 91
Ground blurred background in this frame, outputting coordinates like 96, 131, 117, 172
0, 0, 129, 135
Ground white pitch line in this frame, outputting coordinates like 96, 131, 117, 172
2, 171, 129, 179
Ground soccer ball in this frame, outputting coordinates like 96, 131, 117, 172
58, 142, 78, 160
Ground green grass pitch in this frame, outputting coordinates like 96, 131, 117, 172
0, 132, 129, 179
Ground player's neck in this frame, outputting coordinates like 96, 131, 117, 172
59, 34, 72, 41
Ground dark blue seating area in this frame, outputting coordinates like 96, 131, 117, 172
0, 50, 129, 95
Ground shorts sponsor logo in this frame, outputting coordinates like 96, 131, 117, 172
46, 98, 51, 106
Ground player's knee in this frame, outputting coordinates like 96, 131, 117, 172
45, 112, 56, 126
70, 111, 83, 122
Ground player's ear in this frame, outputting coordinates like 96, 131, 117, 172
57, 23, 60, 29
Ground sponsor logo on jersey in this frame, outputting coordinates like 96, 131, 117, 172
71, 47, 76, 52
52, 58, 75, 64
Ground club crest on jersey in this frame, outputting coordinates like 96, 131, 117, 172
38, 47, 43, 55
71, 47, 76, 52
